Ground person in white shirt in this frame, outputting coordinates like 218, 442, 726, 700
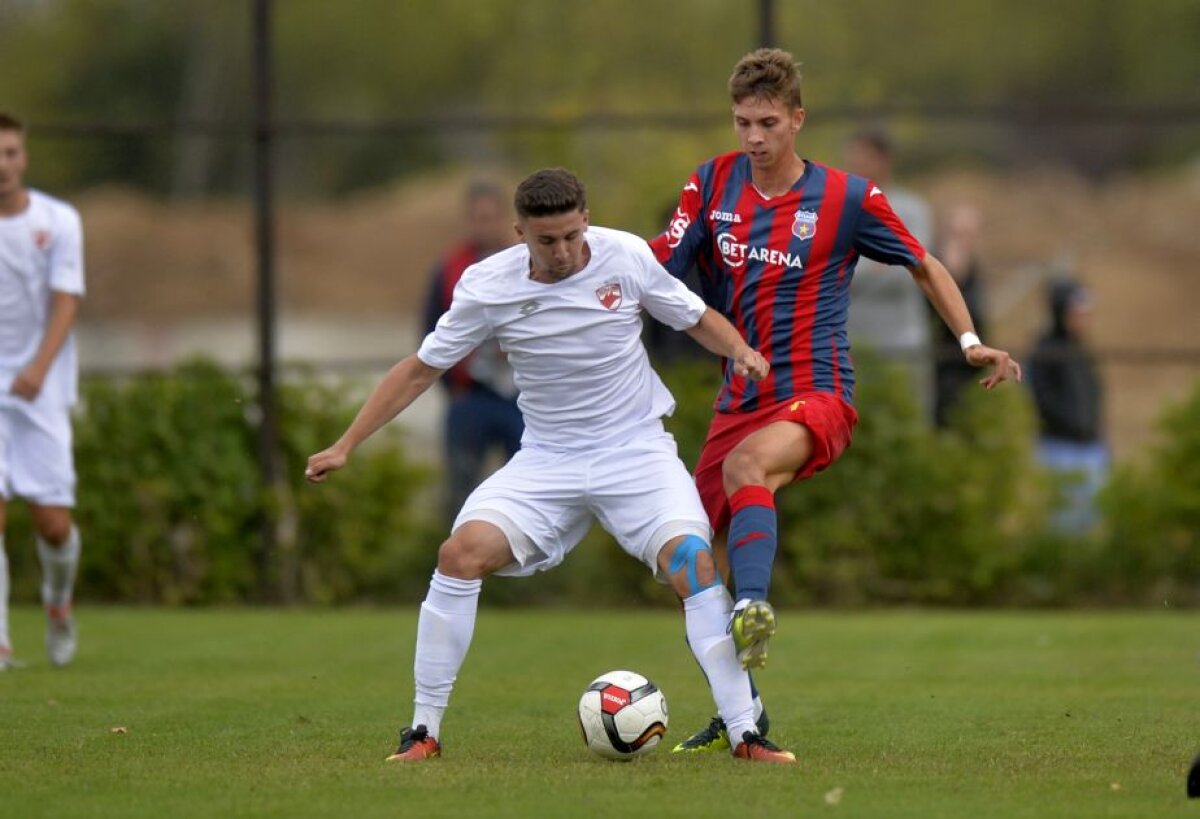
0, 113, 84, 669
306, 168, 797, 764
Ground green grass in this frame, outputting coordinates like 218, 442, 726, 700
2, 607, 1198, 818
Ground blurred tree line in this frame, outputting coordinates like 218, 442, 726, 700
0, 0, 1196, 211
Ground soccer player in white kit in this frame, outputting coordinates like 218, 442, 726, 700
0, 114, 85, 669
306, 168, 797, 763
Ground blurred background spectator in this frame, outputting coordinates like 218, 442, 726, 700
1029, 277, 1107, 532
422, 181, 522, 525
930, 202, 989, 427
844, 128, 935, 418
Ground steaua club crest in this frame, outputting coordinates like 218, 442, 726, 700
596, 281, 622, 311
33, 230, 51, 250
792, 209, 818, 241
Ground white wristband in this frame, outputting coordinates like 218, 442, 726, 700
959, 331, 982, 352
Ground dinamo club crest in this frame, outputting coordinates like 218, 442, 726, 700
596, 282, 622, 311
792, 209, 818, 241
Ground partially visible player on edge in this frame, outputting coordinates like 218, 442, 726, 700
650, 49, 1022, 751
0, 113, 85, 670
307, 168, 796, 764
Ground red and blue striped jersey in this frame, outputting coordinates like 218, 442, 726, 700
650, 151, 927, 411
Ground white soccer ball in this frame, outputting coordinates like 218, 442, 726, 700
577, 670, 668, 760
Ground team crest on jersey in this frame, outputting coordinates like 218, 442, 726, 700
792, 209, 818, 241
33, 230, 51, 250
596, 282, 622, 311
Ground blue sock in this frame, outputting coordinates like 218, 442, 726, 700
727, 485, 777, 602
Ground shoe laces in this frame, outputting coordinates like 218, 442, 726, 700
684, 716, 726, 747
398, 724, 430, 752
741, 731, 785, 752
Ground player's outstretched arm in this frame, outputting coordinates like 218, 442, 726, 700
908, 254, 1022, 389
305, 354, 443, 483
684, 308, 770, 381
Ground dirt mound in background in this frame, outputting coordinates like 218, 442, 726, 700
921, 168, 1200, 459
80, 172, 469, 320
924, 169, 1198, 352
73, 168, 1200, 457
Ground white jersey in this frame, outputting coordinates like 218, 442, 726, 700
418, 226, 706, 451
0, 189, 85, 407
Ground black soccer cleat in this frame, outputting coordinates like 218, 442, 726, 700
1188, 752, 1200, 799
672, 715, 729, 753
671, 707, 770, 753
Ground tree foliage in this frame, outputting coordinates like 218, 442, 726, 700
1, 0, 1195, 196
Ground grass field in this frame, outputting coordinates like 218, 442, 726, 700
2, 606, 1198, 818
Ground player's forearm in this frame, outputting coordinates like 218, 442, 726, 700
27, 291, 80, 374
684, 308, 752, 361
334, 354, 441, 453
911, 254, 977, 341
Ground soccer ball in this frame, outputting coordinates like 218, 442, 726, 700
577, 670, 668, 760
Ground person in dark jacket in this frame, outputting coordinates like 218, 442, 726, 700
930, 203, 988, 427
422, 181, 523, 525
1029, 277, 1107, 531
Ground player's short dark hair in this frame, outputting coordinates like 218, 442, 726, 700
0, 112, 26, 134
729, 48, 803, 109
514, 168, 587, 219
849, 127, 894, 159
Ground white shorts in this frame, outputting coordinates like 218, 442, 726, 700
453, 428, 710, 580
0, 399, 76, 507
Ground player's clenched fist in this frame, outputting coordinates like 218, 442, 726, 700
305, 446, 348, 483
733, 347, 770, 381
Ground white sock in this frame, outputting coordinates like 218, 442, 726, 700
684, 585, 756, 744
37, 526, 80, 611
0, 536, 10, 649
411, 570, 482, 740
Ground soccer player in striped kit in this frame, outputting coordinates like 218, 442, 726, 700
651, 49, 1022, 752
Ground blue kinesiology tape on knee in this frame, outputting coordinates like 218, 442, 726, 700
668, 534, 719, 596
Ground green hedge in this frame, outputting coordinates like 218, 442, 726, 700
652, 355, 1055, 607
1097, 381, 1200, 606
6, 360, 440, 605
3, 359, 1195, 607
653, 356, 1198, 608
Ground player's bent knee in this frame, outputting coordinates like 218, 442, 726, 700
436, 523, 514, 580
437, 537, 490, 580
665, 534, 720, 598
722, 449, 766, 493
30, 509, 73, 545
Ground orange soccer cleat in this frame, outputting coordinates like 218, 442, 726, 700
386, 725, 441, 763
732, 732, 797, 764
